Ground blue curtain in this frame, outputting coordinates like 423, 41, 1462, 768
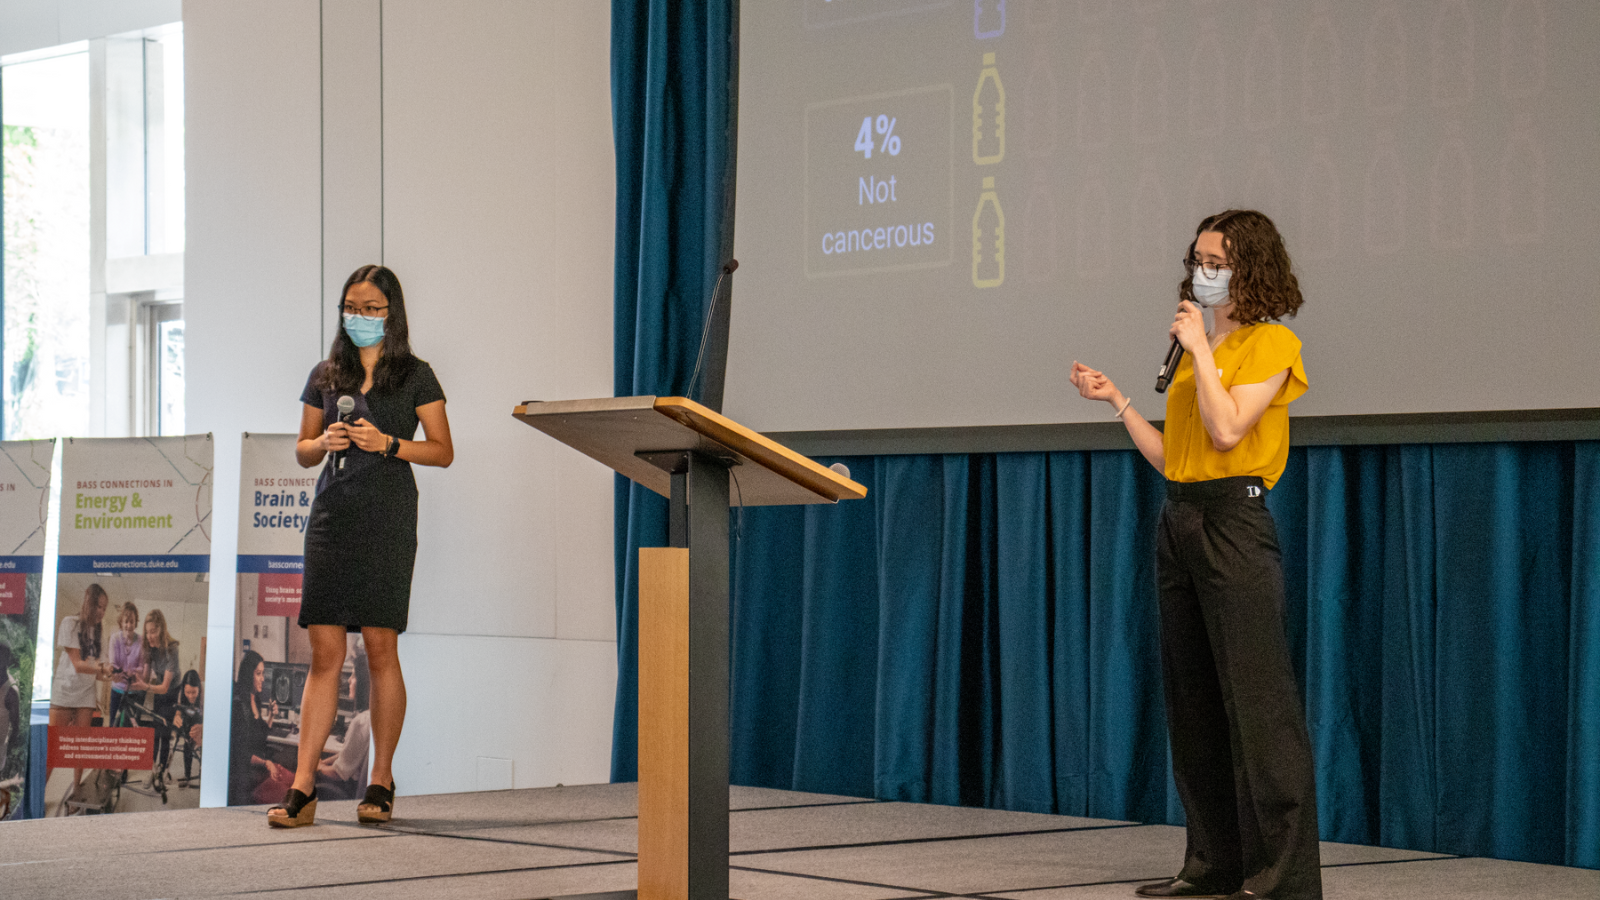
726, 443, 1600, 869
610, 0, 737, 782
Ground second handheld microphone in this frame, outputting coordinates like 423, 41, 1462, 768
334, 395, 356, 469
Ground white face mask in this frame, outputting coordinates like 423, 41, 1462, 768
1190, 267, 1231, 307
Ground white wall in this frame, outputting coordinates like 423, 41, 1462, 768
0, 0, 181, 56
185, 0, 617, 805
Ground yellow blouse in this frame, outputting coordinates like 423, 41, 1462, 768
1162, 323, 1308, 490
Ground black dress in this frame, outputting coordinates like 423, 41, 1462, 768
299, 358, 446, 633
228, 694, 270, 805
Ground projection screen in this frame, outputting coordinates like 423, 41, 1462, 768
724, 0, 1600, 434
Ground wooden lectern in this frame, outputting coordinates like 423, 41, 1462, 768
513, 396, 867, 900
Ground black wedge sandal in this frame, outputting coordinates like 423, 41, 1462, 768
267, 787, 318, 828
357, 781, 394, 824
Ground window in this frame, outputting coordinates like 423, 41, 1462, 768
2, 23, 186, 441
1, 48, 92, 440
138, 300, 185, 436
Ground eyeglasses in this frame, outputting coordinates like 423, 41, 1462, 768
341, 304, 389, 317
1183, 258, 1230, 279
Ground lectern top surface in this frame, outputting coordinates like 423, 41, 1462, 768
512, 396, 867, 507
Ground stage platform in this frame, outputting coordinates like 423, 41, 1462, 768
1, 783, 1594, 899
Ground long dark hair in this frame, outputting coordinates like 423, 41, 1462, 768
316, 264, 418, 394
180, 669, 203, 704
77, 584, 108, 660
1178, 209, 1304, 324
235, 650, 265, 702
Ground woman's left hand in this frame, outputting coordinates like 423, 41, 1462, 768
1170, 300, 1209, 354
344, 418, 389, 453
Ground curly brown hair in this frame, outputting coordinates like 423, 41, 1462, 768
1178, 209, 1303, 324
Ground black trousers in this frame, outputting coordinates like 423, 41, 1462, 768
1156, 477, 1322, 900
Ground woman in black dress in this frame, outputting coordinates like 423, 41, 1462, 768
269, 264, 453, 827
229, 651, 282, 805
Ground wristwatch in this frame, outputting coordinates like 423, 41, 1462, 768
383, 435, 400, 458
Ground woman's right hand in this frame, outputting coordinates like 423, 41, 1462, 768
319, 421, 351, 454
1070, 361, 1122, 404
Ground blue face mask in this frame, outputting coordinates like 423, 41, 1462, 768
343, 313, 385, 348
1190, 268, 1231, 308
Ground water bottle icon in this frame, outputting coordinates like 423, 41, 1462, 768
1077, 169, 1111, 281
1363, 132, 1407, 254
1244, 144, 1283, 219
1132, 164, 1169, 289
1500, 0, 1546, 99
1430, 0, 1476, 108
1188, 161, 1225, 231
974, 53, 1006, 165
1499, 113, 1545, 244
1021, 56, 1060, 160
1298, 137, 1343, 261
1131, 28, 1169, 146
1021, 173, 1060, 284
1021, 0, 1060, 35
975, 0, 1005, 40
1364, 2, 1408, 115
1187, 20, 1227, 139
1429, 123, 1475, 248
1076, 47, 1112, 152
973, 176, 1006, 288
1301, 3, 1342, 124
1076, 0, 1112, 25
1243, 7, 1283, 131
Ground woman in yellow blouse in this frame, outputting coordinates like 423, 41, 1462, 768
1070, 210, 1320, 900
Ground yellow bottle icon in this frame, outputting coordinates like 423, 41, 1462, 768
973, 53, 1005, 165
973, 176, 1005, 288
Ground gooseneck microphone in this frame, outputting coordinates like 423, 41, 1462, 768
686, 259, 739, 401
334, 395, 356, 469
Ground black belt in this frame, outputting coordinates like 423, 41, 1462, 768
1165, 475, 1266, 503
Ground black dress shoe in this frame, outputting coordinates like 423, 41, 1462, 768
1134, 878, 1233, 898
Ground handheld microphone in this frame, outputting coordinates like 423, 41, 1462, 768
334, 395, 356, 469
1155, 297, 1212, 393
1155, 336, 1184, 393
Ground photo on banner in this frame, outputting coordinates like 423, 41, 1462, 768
230, 433, 372, 807
0, 440, 54, 820
46, 435, 212, 816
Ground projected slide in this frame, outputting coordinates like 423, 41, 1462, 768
730, 2, 1600, 433
807, 86, 951, 277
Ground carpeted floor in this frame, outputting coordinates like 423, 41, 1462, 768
0, 782, 1593, 899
